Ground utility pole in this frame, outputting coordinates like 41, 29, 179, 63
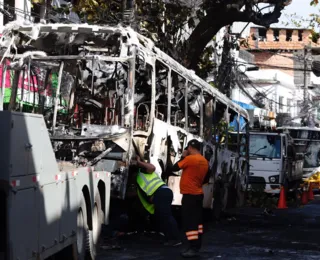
303, 46, 308, 104
123, 0, 137, 30
303, 46, 314, 126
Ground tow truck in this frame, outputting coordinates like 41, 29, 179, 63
248, 131, 304, 193
241, 107, 304, 194
277, 126, 320, 191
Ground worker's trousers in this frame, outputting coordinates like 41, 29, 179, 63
153, 186, 180, 241
181, 194, 204, 251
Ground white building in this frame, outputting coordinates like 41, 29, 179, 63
0, 0, 79, 33
231, 69, 301, 118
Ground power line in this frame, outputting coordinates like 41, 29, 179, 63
235, 60, 313, 72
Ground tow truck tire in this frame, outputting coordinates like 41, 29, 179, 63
77, 195, 88, 260
87, 192, 102, 259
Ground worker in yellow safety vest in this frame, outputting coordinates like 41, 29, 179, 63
134, 155, 181, 247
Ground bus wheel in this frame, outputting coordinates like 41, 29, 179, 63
222, 183, 229, 211
236, 174, 247, 207
87, 193, 102, 259
212, 181, 223, 221
77, 196, 88, 260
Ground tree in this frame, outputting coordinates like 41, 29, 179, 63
34, 1, 292, 76
136, 0, 293, 75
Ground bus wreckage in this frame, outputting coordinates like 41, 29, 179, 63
0, 22, 250, 260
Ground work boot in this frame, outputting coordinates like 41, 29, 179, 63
195, 235, 202, 251
180, 248, 199, 258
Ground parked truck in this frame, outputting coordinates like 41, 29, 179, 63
232, 103, 305, 194
248, 131, 304, 193
277, 127, 320, 181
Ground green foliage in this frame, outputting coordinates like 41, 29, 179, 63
209, 81, 217, 88
77, 0, 122, 23
246, 190, 278, 209
284, 1, 320, 44
213, 119, 236, 146
311, 29, 320, 43
311, 0, 319, 6
136, 0, 192, 57
197, 46, 216, 79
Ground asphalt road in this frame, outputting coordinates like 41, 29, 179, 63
97, 198, 320, 260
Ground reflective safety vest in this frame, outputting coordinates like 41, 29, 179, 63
136, 170, 166, 214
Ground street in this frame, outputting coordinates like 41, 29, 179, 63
97, 199, 320, 260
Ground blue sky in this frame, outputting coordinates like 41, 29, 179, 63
278, 0, 319, 26
282, 0, 318, 18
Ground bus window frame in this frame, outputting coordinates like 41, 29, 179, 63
186, 81, 202, 136
169, 68, 188, 131
202, 90, 214, 141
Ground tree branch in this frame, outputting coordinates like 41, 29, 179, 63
183, 0, 292, 70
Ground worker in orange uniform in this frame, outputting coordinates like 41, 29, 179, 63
171, 139, 209, 258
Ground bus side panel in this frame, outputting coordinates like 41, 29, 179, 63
9, 188, 38, 260
168, 176, 182, 206
202, 183, 214, 208
168, 176, 213, 209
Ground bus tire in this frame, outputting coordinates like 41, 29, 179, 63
77, 195, 89, 260
87, 192, 102, 259
236, 174, 248, 208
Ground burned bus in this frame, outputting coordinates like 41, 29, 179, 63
0, 23, 249, 259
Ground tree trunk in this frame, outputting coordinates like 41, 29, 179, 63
182, 1, 287, 71
32, 0, 52, 23
217, 32, 233, 96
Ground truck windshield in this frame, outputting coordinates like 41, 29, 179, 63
249, 134, 281, 159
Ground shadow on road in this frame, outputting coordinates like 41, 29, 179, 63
97, 200, 320, 260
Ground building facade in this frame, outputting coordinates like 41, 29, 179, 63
231, 24, 320, 124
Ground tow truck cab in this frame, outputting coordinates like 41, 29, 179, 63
248, 131, 304, 193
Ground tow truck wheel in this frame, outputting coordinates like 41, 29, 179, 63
76, 196, 88, 260
87, 192, 102, 259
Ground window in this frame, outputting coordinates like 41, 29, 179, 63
258, 28, 267, 41
214, 101, 227, 147
249, 134, 281, 159
298, 30, 303, 41
279, 96, 284, 112
155, 60, 169, 122
269, 100, 274, 112
287, 99, 292, 113
286, 30, 293, 41
273, 29, 279, 42
134, 61, 153, 131
297, 100, 303, 114
240, 132, 248, 156
228, 108, 239, 152
170, 71, 186, 129
203, 91, 214, 140
187, 83, 202, 136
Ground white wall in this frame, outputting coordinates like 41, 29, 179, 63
0, 0, 4, 32
15, 0, 32, 22
232, 69, 300, 117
